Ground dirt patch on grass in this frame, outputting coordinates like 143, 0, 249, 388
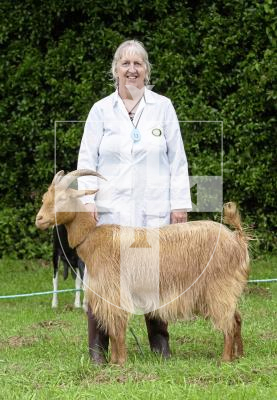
187, 373, 251, 386
35, 320, 71, 329
80, 369, 158, 385
22, 259, 50, 271
175, 337, 195, 344
251, 365, 277, 374
0, 335, 39, 349
187, 363, 277, 387
260, 332, 277, 341
63, 304, 77, 312
37, 259, 51, 269
245, 286, 272, 298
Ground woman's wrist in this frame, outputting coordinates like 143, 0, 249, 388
170, 210, 188, 224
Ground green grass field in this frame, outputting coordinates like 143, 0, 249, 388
0, 255, 276, 399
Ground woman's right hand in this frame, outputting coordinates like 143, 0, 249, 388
84, 203, 98, 222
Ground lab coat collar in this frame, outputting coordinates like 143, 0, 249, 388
144, 87, 156, 103
112, 86, 156, 107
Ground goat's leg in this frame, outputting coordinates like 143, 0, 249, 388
110, 335, 119, 364
74, 268, 82, 308
116, 328, 127, 366
52, 247, 60, 308
222, 332, 234, 362
110, 322, 127, 366
52, 268, 59, 308
110, 336, 127, 366
233, 311, 243, 358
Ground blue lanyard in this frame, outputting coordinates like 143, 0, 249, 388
130, 96, 145, 143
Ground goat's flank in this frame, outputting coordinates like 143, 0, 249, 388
36, 170, 249, 365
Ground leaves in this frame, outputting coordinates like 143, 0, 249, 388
0, 0, 276, 257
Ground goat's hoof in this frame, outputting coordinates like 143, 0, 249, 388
111, 359, 125, 367
221, 355, 234, 362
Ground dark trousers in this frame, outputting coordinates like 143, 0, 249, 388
87, 305, 170, 363
87, 305, 109, 363
144, 313, 170, 356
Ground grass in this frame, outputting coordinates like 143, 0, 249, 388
0, 255, 276, 399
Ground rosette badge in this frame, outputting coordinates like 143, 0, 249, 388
152, 128, 162, 137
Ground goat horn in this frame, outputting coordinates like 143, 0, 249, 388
59, 169, 106, 188
51, 170, 65, 185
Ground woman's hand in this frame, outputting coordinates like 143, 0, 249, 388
170, 210, 188, 224
84, 203, 98, 222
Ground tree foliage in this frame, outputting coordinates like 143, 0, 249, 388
0, 0, 276, 258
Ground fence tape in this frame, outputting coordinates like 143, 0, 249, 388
0, 279, 276, 299
0, 288, 82, 299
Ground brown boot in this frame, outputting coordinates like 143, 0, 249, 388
87, 305, 109, 364
145, 314, 171, 358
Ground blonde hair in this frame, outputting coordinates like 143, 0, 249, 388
111, 40, 151, 87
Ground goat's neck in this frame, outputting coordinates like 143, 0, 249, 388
65, 209, 96, 249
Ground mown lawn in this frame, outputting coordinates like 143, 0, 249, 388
0, 255, 276, 400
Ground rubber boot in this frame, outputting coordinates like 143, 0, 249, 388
87, 305, 109, 364
145, 314, 171, 358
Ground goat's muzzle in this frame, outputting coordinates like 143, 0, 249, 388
35, 214, 51, 230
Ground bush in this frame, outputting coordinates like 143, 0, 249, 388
0, 0, 275, 257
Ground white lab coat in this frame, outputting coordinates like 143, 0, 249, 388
77, 87, 192, 227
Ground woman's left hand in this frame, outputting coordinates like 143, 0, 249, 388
170, 210, 188, 224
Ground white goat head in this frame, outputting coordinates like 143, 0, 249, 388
35, 169, 104, 230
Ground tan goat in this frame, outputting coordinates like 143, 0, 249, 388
36, 169, 250, 365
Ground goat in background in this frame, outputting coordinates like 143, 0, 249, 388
52, 224, 86, 310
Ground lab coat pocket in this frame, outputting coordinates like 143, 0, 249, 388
144, 187, 170, 217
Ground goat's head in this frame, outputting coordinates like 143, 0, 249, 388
35, 169, 105, 230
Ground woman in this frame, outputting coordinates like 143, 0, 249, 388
78, 40, 192, 363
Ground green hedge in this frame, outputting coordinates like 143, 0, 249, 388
0, 0, 276, 258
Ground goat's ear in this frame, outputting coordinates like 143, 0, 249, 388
70, 189, 98, 198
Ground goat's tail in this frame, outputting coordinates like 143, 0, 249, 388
223, 202, 245, 240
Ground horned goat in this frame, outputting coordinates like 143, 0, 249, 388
36, 169, 250, 366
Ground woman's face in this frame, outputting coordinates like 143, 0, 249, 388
116, 51, 146, 93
